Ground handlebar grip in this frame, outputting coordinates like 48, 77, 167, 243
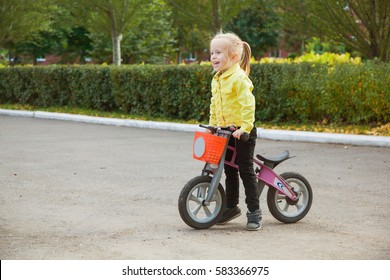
199, 124, 217, 133
241, 132, 250, 142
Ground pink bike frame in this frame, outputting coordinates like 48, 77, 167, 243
224, 144, 298, 202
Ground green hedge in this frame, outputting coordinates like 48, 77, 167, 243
0, 63, 389, 124
251, 62, 390, 124
111, 65, 211, 121
0, 66, 114, 110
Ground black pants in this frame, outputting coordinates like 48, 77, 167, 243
224, 127, 259, 212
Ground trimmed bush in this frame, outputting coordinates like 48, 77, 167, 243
111, 65, 212, 121
0, 65, 114, 110
0, 63, 389, 125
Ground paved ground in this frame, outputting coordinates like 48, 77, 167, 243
1, 115, 389, 260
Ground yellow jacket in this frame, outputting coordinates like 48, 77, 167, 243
209, 63, 255, 133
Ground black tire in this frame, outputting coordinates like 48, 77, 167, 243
178, 176, 226, 229
267, 172, 313, 223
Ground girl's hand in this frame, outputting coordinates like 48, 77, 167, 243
232, 129, 244, 139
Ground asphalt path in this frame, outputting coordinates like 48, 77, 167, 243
1, 115, 389, 260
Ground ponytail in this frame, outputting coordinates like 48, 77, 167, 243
240, 41, 251, 76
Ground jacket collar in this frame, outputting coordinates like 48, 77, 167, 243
214, 63, 241, 80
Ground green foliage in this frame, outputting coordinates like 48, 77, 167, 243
0, 0, 54, 47
224, 0, 280, 58
114, 2, 177, 64
277, 0, 390, 62
0, 65, 114, 110
110, 65, 211, 120
0, 63, 389, 125
64, 66, 114, 110
251, 63, 328, 123
259, 52, 361, 65
305, 37, 347, 55
322, 62, 390, 123
165, 0, 253, 34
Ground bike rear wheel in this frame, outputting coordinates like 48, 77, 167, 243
178, 176, 225, 229
267, 172, 313, 223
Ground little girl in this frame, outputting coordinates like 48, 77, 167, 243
208, 32, 261, 231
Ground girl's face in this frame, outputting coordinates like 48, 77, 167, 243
210, 39, 237, 73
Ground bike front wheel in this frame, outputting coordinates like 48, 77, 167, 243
178, 176, 226, 229
267, 172, 313, 223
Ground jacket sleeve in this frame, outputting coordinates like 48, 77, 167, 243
236, 77, 255, 133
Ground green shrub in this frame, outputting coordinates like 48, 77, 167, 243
323, 62, 390, 123
251, 63, 329, 123
0, 65, 114, 110
111, 65, 212, 121
0, 63, 389, 125
65, 66, 114, 110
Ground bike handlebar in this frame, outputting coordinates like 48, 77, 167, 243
199, 124, 218, 133
199, 125, 250, 141
240, 132, 250, 142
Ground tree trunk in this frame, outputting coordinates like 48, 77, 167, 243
112, 33, 123, 66
211, 0, 222, 34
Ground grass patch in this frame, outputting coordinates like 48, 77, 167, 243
1, 104, 389, 136
260, 122, 390, 136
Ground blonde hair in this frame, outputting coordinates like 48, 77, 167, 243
211, 32, 251, 75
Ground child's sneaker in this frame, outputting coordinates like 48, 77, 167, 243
246, 210, 262, 231
217, 206, 241, 224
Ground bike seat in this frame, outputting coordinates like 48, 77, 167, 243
256, 150, 290, 164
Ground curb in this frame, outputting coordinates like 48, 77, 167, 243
1, 109, 389, 147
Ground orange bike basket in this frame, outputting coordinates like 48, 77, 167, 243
192, 131, 227, 164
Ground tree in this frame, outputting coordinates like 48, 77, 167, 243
277, 0, 390, 61
0, 0, 53, 58
121, 2, 177, 64
93, 0, 150, 65
224, 0, 281, 58
89, 0, 148, 65
60, 0, 147, 65
166, 0, 253, 34
165, 0, 254, 62
89, 1, 177, 64
13, 4, 93, 64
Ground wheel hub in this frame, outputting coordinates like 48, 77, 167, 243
286, 189, 299, 205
